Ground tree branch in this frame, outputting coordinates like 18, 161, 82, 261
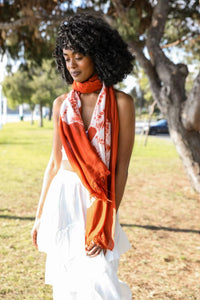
0, 14, 67, 31
0, 17, 36, 31
161, 35, 200, 49
146, 0, 188, 108
161, 37, 187, 49
129, 41, 161, 106
148, 0, 169, 44
146, 0, 176, 89
111, 0, 129, 25
146, 0, 171, 68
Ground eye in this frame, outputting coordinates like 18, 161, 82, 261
75, 56, 83, 61
65, 58, 70, 62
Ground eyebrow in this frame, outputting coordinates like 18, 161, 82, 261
63, 51, 79, 57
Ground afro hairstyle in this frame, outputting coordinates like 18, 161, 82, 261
53, 13, 134, 86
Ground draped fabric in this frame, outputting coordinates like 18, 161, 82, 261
59, 74, 119, 250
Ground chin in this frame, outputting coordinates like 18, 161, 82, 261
72, 74, 92, 83
72, 75, 83, 82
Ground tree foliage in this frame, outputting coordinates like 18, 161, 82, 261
2, 59, 67, 126
2, 70, 33, 109
1, 0, 199, 63
0, 0, 74, 65
1, 0, 199, 69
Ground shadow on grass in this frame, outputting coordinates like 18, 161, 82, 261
121, 223, 200, 234
0, 141, 33, 145
0, 215, 34, 221
0, 215, 199, 234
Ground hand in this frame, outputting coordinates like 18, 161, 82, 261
86, 240, 106, 257
31, 218, 40, 249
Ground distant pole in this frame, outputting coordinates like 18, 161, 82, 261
3, 96, 7, 124
19, 104, 24, 121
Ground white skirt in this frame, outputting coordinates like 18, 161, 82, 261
37, 169, 132, 300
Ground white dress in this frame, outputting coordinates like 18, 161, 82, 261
37, 136, 132, 299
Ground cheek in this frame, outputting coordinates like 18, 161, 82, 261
86, 61, 95, 73
76, 57, 94, 74
65, 62, 70, 70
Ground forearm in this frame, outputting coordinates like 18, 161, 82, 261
115, 166, 128, 211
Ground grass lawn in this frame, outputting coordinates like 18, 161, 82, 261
0, 121, 200, 300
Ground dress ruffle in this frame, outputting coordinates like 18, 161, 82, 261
37, 170, 132, 299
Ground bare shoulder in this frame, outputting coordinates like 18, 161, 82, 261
53, 93, 67, 121
53, 93, 67, 112
115, 90, 135, 115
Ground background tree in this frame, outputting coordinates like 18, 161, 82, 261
2, 59, 66, 126
30, 59, 67, 126
108, 0, 200, 192
2, 70, 35, 124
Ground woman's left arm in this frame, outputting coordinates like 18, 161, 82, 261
86, 92, 134, 257
115, 92, 135, 211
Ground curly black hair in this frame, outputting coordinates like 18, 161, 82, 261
53, 13, 134, 86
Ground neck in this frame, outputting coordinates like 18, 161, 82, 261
72, 74, 103, 94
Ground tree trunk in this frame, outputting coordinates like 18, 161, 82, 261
166, 98, 200, 192
128, 0, 200, 192
48, 105, 53, 121
30, 109, 34, 125
39, 102, 43, 127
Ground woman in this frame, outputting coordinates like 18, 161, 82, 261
32, 13, 135, 300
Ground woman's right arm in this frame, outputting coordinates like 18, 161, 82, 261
31, 95, 65, 249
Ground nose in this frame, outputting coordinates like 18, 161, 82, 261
68, 58, 77, 69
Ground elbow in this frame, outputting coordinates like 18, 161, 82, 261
48, 160, 60, 177
52, 161, 60, 175
52, 166, 59, 176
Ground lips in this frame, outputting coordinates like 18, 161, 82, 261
71, 71, 81, 77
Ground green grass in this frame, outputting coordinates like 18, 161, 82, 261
0, 121, 200, 299
0, 121, 53, 299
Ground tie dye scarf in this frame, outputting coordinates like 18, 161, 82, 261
59, 74, 119, 250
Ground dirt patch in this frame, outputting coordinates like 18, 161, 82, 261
119, 166, 200, 299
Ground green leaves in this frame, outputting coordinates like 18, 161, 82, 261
2, 59, 67, 110
2, 71, 33, 109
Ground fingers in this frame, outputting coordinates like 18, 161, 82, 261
86, 241, 104, 257
31, 219, 40, 250
87, 246, 101, 257
31, 229, 38, 249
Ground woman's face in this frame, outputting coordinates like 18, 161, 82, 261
63, 49, 95, 83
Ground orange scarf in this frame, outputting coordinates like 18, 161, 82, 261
59, 74, 119, 250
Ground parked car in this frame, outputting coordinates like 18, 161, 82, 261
143, 119, 169, 135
